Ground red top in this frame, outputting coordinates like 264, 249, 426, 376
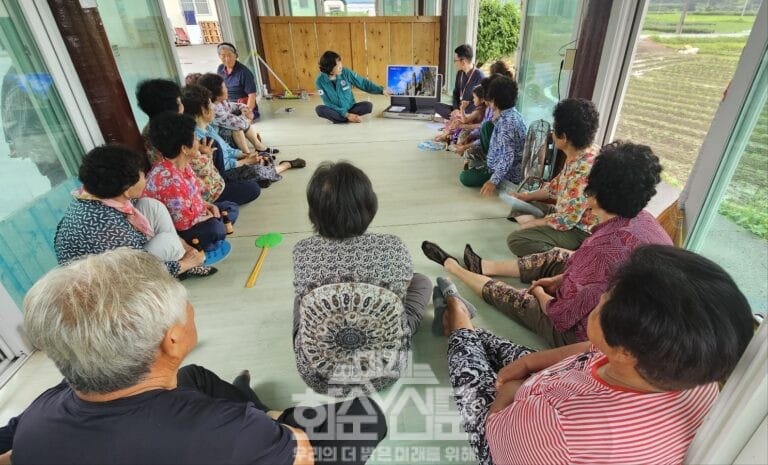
486, 349, 717, 465
548, 211, 673, 340
143, 159, 208, 231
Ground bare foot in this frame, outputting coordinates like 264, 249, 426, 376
442, 296, 474, 336
515, 214, 536, 224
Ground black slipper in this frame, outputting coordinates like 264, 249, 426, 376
421, 241, 458, 267
463, 244, 484, 275
178, 265, 218, 281
259, 147, 280, 155
279, 158, 306, 169
432, 286, 447, 336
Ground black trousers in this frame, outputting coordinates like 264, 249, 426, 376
216, 177, 261, 205
178, 365, 387, 465
434, 102, 455, 119
316, 101, 373, 123
176, 201, 238, 251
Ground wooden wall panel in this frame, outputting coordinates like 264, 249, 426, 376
259, 17, 439, 91
412, 22, 436, 65
290, 22, 319, 91
366, 22, 390, 85
349, 22, 367, 76
389, 23, 413, 65
316, 22, 353, 79
261, 22, 298, 91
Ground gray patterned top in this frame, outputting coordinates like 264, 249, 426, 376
292, 233, 414, 301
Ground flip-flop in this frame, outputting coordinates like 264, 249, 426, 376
432, 286, 447, 336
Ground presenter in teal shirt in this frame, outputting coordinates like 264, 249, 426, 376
315, 50, 391, 124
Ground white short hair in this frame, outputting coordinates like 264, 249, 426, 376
23, 248, 188, 394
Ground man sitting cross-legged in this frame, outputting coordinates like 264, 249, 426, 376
423, 142, 672, 347
433, 245, 754, 465
0, 249, 387, 465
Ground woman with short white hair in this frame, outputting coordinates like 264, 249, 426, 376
0, 248, 387, 464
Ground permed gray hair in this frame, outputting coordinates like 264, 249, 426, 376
23, 248, 188, 394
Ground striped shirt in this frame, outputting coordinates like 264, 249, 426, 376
486, 350, 717, 465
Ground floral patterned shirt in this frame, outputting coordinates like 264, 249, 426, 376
192, 126, 226, 202
543, 146, 599, 232
213, 100, 251, 131
487, 107, 526, 185
143, 159, 208, 231
198, 125, 241, 171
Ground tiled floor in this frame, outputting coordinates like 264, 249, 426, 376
0, 95, 548, 464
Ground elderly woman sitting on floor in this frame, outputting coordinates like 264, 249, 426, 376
196, 72, 278, 155
144, 112, 239, 252
182, 84, 304, 190
292, 161, 432, 394
54, 145, 212, 278
423, 142, 672, 347
434, 245, 754, 465
503, 98, 602, 256
0, 249, 387, 464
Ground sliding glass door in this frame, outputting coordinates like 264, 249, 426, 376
515, 0, 582, 124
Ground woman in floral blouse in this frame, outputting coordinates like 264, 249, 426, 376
144, 112, 238, 251
504, 98, 601, 256
55, 145, 213, 279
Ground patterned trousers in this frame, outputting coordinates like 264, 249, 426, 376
447, 328, 534, 465
481, 248, 578, 347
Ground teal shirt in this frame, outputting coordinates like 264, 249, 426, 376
315, 68, 384, 118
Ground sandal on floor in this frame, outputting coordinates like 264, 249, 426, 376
280, 158, 306, 169
259, 147, 280, 155
421, 240, 458, 267
179, 265, 218, 281
463, 244, 484, 275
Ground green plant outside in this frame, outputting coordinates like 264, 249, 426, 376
650, 35, 754, 55
476, 0, 521, 67
643, 13, 757, 34
719, 104, 768, 240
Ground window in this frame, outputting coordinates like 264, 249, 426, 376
194, 0, 211, 15
180, 0, 211, 15
324, 0, 376, 16
290, 0, 317, 16
0, 0, 85, 306
693, 69, 767, 314
613, 2, 759, 190
383, 0, 416, 15
516, 0, 581, 124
